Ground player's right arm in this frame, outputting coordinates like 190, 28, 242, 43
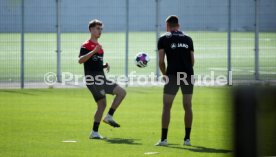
78, 45, 101, 64
158, 49, 166, 75
157, 36, 166, 75
188, 37, 195, 67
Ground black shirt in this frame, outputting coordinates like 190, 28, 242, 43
158, 31, 194, 75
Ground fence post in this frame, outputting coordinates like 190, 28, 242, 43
255, 0, 260, 80
227, 0, 232, 85
56, 0, 62, 83
20, 0, 25, 89
125, 0, 129, 86
155, 0, 161, 79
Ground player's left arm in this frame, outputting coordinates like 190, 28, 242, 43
158, 49, 166, 75
191, 51, 195, 67
189, 37, 195, 67
157, 37, 166, 75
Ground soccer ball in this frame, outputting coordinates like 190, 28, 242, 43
135, 52, 150, 68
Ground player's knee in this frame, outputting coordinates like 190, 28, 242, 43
98, 104, 106, 111
183, 102, 192, 111
163, 103, 172, 111
116, 88, 126, 98
97, 99, 107, 110
120, 89, 127, 98
162, 108, 171, 116
113, 86, 126, 98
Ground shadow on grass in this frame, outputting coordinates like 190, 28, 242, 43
105, 138, 142, 145
0, 90, 37, 95
0, 89, 52, 95
167, 144, 232, 154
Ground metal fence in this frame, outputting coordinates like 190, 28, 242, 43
0, 0, 275, 88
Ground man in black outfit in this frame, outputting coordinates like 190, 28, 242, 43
155, 15, 195, 146
78, 19, 126, 139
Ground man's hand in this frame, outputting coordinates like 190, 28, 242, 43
158, 49, 166, 75
104, 62, 110, 73
94, 45, 102, 53
162, 75, 168, 82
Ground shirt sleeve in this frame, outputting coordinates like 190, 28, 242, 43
157, 37, 165, 50
79, 47, 90, 57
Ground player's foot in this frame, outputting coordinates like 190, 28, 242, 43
103, 114, 120, 128
155, 139, 168, 146
89, 131, 105, 139
184, 139, 191, 146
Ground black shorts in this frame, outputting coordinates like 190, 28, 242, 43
164, 75, 194, 95
85, 72, 118, 102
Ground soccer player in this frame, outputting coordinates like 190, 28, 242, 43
78, 19, 126, 139
155, 15, 195, 146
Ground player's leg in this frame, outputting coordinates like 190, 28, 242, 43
110, 85, 126, 112
103, 81, 126, 127
181, 75, 194, 145
155, 94, 176, 146
162, 94, 176, 135
183, 94, 193, 145
86, 84, 107, 139
90, 97, 107, 139
156, 76, 178, 146
94, 98, 107, 123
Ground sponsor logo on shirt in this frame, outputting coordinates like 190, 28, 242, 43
92, 55, 103, 61
171, 43, 189, 49
171, 43, 177, 49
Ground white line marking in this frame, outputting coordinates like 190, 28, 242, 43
61, 140, 77, 143
144, 152, 160, 155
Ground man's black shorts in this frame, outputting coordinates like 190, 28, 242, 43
164, 75, 194, 95
85, 72, 118, 102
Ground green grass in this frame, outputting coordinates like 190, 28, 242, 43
0, 87, 233, 157
0, 31, 275, 83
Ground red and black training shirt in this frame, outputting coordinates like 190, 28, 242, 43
79, 40, 104, 73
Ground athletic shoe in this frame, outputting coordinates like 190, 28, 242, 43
89, 131, 104, 139
103, 114, 120, 128
155, 139, 168, 146
184, 139, 191, 146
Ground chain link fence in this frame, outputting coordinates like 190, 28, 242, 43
0, 0, 275, 88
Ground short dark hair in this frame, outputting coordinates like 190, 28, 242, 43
88, 19, 103, 29
166, 15, 179, 27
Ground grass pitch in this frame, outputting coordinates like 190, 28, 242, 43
0, 87, 233, 157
